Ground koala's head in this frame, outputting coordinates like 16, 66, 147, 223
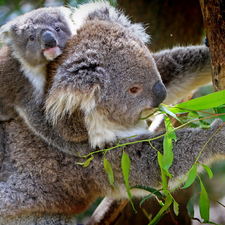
0, 7, 74, 68
46, 18, 167, 148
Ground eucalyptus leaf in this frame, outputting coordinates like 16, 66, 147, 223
149, 195, 173, 225
83, 155, 94, 167
199, 179, 210, 222
164, 115, 177, 141
173, 200, 179, 216
139, 193, 153, 207
216, 106, 225, 122
121, 150, 136, 212
104, 158, 116, 189
182, 164, 197, 189
159, 104, 182, 124
187, 111, 200, 121
186, 193, 199, 219
162, 134, 174, 172
170, 89, 225, 114
158, 152, 168, 191
201, 164, 213, 179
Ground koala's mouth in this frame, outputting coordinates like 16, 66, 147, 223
43, 46, 62, 61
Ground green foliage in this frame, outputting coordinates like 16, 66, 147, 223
103, 158, 116, 189
77, 89, 225, 224
77, 155, 93, 167
199, 177, 210, 222
182, 164, 197, 189
0, 0, 112, 26
121, 149, 137, 213
186, 193, 197, 219
162, 115, 176, 174
201, 164, 213, 179
170, 89, 225, 113
149, 195, 172, 225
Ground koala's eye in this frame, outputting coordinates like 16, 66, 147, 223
29, 35, 35, 41
55, 27, 61, 32
129, 84, 142, 94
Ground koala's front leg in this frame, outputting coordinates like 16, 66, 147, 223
153, 45, 212, 105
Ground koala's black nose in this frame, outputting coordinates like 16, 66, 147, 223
41, 31, 57, 49
152, 80, 167, 107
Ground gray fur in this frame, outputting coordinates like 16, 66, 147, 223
0, 2, 219, 224
0, 113, 225, 224
0, 6, 73, 120
0, 2, 212, 152
153, 45, 212, 105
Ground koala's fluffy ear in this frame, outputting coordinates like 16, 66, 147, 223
45, 50, 104, 125
57, 6, 76, 35
45, 84, 99, 125
0, 21, 14, 45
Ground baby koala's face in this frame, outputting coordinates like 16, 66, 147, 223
0, 7, 73, 67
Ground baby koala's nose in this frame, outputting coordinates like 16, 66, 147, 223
41, 31, 57, 49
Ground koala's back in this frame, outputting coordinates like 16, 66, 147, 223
0, 46, 31, 120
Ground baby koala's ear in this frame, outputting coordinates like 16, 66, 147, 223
0, 21, 15, 45
58, 6, 76, 35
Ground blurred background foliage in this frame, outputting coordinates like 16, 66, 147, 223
0, 0, 204, 51
0, 0, 89, 26
1, 0, 224, 224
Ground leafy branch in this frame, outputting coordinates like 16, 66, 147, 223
77, 89, 225, 224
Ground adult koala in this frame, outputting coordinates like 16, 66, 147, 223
0, 2, 221, 225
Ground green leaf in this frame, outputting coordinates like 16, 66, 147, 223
77, 155, 93, 167
164, 115, 177, 141
170, 89, 225, 114
201, 164, 213, 179
139, 193, 154, 207
173, 200, 179, 216
158, 152, 168, 191
199, 179, 210, 222
161, 116, 175, 174
182, 164, 197, 189
83, 155, 94, 167
187, 111, 200, 120
104, 158, 116, 189
159, 104, 182, 124
149, 195, 173, 225
121, 150, 137, 212
162, 134, 174, 172
131, 185, 163, 198
216, 106, 225, 122
199, 121, 211, 129
187, 193, 199, 219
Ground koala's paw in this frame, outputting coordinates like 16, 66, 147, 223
204, 37, 209, 47
211, 118, 224, 129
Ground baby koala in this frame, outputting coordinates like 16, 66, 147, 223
0, 6, 74, 120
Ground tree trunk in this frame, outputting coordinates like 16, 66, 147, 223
199, 0, 225, 91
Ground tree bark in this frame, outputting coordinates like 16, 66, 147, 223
199, 0, 225, 91
86, 198, 128, 225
